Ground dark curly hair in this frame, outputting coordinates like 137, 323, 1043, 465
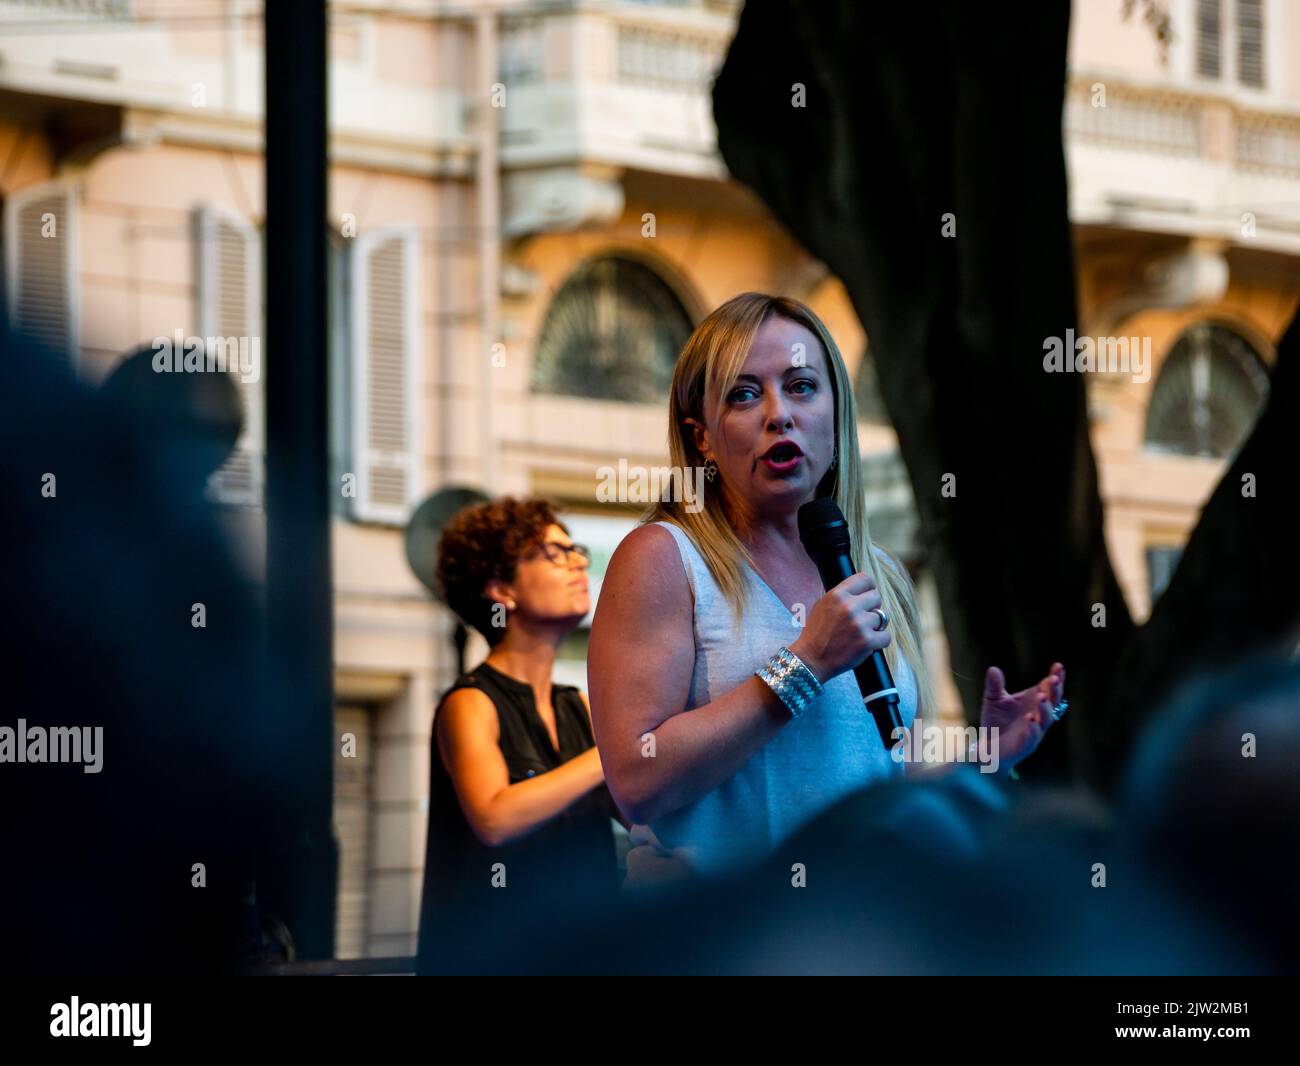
437, 496, 564, 646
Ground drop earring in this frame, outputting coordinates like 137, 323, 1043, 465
703, 458, 718, 483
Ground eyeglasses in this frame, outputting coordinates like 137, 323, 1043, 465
532, 541, 591, 567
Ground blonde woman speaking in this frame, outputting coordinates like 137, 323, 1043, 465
587, 292, 1066, 888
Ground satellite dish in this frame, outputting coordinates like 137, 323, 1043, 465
404, 486, 490, 599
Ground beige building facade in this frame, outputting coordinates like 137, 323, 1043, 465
2, 0, 1297, 958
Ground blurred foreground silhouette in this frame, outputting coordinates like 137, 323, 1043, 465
3, 330, 289, 975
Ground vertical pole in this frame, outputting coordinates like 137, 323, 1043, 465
476, 8, 500, 490
264, 0, 336, 959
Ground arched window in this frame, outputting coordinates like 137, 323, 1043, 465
1144, 322, 1269, 459
531, 256, 693, 403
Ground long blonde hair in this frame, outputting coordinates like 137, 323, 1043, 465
646, 292, 934, 718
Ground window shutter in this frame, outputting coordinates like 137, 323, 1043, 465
1237, 0, 1264, 88
333, 704, 374, 960
1196, 0, 1221, 78
196, 205, 263, 507
350, 229, 419, 524
4, 181, 79, 369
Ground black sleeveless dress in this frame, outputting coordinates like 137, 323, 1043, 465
416, 661, 620, 973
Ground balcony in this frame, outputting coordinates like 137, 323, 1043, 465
498, 3, 735, 232
1064, 75, 1300, 253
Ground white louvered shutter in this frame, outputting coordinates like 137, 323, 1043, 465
1196, 0, 1222, 78
4, 181, 79, 369
1237, 0, 1264, 88
350, 229, 419, 524
333, 704, 374, 960
196, 205, 263, 507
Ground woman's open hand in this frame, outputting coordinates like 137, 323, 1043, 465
979, 662, 1066, 771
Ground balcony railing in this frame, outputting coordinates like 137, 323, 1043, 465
616, 22, 727, 89
1236, 111, 1300, 178
1065, 81, 1203, 157
1065, 76, 1300, 179
0, 0, 131, 20
495, 2, 736, 180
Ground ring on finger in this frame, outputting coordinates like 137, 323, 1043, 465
868, 607, 889, 632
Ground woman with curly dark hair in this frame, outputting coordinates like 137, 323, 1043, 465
416, 497, 621, 972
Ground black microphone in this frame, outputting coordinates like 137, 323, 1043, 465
797, 497, 903, 751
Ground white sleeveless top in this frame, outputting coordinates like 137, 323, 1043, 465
625, 520, 919, 886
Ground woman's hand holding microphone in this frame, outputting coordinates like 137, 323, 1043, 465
788, 572, 890, 686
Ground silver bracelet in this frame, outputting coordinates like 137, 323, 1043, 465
755, 646, 824, 718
